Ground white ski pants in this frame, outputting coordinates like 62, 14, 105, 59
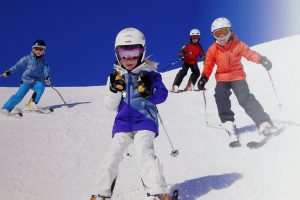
93, 130, 168, 197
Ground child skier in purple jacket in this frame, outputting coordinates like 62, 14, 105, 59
90, 28, 171, 200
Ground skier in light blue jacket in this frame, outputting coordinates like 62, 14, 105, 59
1, 39, 51, 114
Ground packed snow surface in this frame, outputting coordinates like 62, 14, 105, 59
1, 36, 300, 200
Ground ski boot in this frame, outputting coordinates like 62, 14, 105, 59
153, 193, 171, 200
185, 82, 194, 91
170, 85, 179, 93
259, 121, 273, 135
24, 99, 38, 110
0, 109, 9, 116
223, 121, 241, 148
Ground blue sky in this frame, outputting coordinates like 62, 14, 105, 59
0, 0, 299, 86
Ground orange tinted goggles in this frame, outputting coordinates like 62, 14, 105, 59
213, 28, 230, 38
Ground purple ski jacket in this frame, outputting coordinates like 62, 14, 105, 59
104, 61, 168, 137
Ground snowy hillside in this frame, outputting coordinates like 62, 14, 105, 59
1, 36, 300, 200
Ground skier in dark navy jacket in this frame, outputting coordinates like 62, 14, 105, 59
1, 39, 51, 114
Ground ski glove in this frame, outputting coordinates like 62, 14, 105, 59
2, 70, 10, 78
109, 70, 126, 93
137, 73, 152, 98
197, 75, 208, 91
260, 56, 272, 71
44, 76, 51, 85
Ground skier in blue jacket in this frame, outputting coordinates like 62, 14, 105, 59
91, 28, 171, 200
1, 39, 51, 114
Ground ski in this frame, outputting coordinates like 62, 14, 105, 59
229, 140, 241, 148
0, 111, 23, 118
169, 89, 200, 93
35, 107, 54, 114
22, 107, 54, 114
247, 126, 286, 149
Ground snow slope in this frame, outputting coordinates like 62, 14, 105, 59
1, 36, 300, 200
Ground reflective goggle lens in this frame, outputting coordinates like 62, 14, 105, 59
117, 47, 143, 60
213, 28, 230, 38
33, 47, 45, 51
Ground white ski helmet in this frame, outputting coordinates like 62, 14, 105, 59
115, 27, 145, 48
115, 27, 146, 63
190, 29, 201, 36
211, 17, 232, 33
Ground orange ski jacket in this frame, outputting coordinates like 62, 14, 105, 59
202, 35, 262, 82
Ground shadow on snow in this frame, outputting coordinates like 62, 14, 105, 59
45, 101, 91, 109
170, 172, 242, 200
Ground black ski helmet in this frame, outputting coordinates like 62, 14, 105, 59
32, 39, 46, 48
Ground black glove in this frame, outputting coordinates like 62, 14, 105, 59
179, 52, 185, 59
260, 56, 272, 71
44, 76, 51, 85
109, 70, 126, 93
2, 70, 10, 78
137, 73, 152, 98
197, 75, 208, 91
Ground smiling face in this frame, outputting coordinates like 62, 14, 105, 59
191, 35, 199, 43
213, 28, 231, 46
120, 58, 139, 71
32, 46, 45, 57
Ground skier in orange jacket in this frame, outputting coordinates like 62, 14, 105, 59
198, 17, 273, 147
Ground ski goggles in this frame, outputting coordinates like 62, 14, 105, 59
32, 45, 46, 52
116, 46, 143, 61
213, 28, 231, 38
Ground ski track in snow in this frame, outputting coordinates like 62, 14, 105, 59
1, 36, 300, 200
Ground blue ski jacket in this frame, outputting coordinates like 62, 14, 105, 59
104, 61, 168, 137
7, 52, 50, 84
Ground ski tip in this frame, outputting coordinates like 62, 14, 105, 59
247, 141, 259, 149
229, 141, 241, 148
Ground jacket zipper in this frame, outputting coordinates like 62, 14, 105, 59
128, 72, 132, 130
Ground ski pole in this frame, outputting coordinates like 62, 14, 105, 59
157, 111, 179, 157
202, 90, 208, 125
50, 85, 67, 104
267, 71, 282, 107
159, 57, 182, 72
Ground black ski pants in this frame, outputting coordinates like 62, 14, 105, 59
214, 80, 271, 127
173, 62, 200, 87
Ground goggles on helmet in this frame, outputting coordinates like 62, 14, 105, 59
32, 45, 46, 52
116, 46, 143, 61
213, 28, 231, 38
191, 35, 200, 40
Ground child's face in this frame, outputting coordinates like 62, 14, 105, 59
213, 28, 231, 46
217, 35, 230, 45
120, 59, 139, 71
32, 47, 45, 57
116, 45, 143, 70
191, 35, 199, 43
